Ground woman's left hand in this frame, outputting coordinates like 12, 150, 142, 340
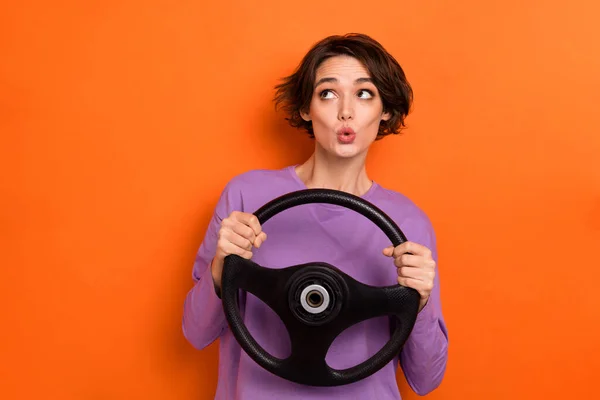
383, 241, 436, 312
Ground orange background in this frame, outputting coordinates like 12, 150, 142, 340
2, 1, 599, 399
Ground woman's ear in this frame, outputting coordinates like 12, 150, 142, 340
300, 109, 311, 122
381, 110, 391, 121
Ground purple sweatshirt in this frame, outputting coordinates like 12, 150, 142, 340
182, 166, 448, 399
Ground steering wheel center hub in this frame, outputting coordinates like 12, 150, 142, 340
287, 265, 345, 326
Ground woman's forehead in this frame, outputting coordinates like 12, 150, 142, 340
315, 56, 371, 81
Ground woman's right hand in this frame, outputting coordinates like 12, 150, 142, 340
211, 211, 267, 290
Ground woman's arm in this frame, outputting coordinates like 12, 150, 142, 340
181, 179, 242, 349
398, 226, 449, 395
399, 266, 449, 395
182, 210, 228, 350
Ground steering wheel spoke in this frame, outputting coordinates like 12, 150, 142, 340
336, 277, 421, 334
222, 255, 291, 312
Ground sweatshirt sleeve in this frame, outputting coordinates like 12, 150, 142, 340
399, 219, 449, 395
182, 180, 242, 350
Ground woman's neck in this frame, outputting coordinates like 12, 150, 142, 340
295, 148, 372, 197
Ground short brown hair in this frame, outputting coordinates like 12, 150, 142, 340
274, 33, 413, 139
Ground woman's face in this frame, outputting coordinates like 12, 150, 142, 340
301, 55, 390, 159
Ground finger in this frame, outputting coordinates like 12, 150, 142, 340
230, 221, 257, 243
397, 266, 434, 282
219, 239, 253, 259
394, 253, 422, 268
392, 241, 432, 259
233, 212, 263, 237
397, 276, 432, 293
220, 230, 253, 251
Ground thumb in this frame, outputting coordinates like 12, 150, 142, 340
253, 231, 267, 248
382, 246, 394, 257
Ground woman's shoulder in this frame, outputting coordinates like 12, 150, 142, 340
370, 183, 435, 236
371, 183, 426, 214
216, 166, 300, 213
223, 165, 297, 192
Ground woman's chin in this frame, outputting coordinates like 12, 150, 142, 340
315, 139, 367, 159
331, 143, 363, 159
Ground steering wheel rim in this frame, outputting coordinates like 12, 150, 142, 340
221, 188, 421, 386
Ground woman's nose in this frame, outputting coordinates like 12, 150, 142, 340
338, 98, 354, 121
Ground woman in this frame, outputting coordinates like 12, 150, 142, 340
182, 33, 448, 399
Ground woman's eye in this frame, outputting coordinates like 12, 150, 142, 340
357, 89, 374, 99
319, 90, 335, 99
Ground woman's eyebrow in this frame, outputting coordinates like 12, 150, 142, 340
314, 77, 337, 87
314, 77, 373, 88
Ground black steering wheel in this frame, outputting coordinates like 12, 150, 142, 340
221, 189, 420, 387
